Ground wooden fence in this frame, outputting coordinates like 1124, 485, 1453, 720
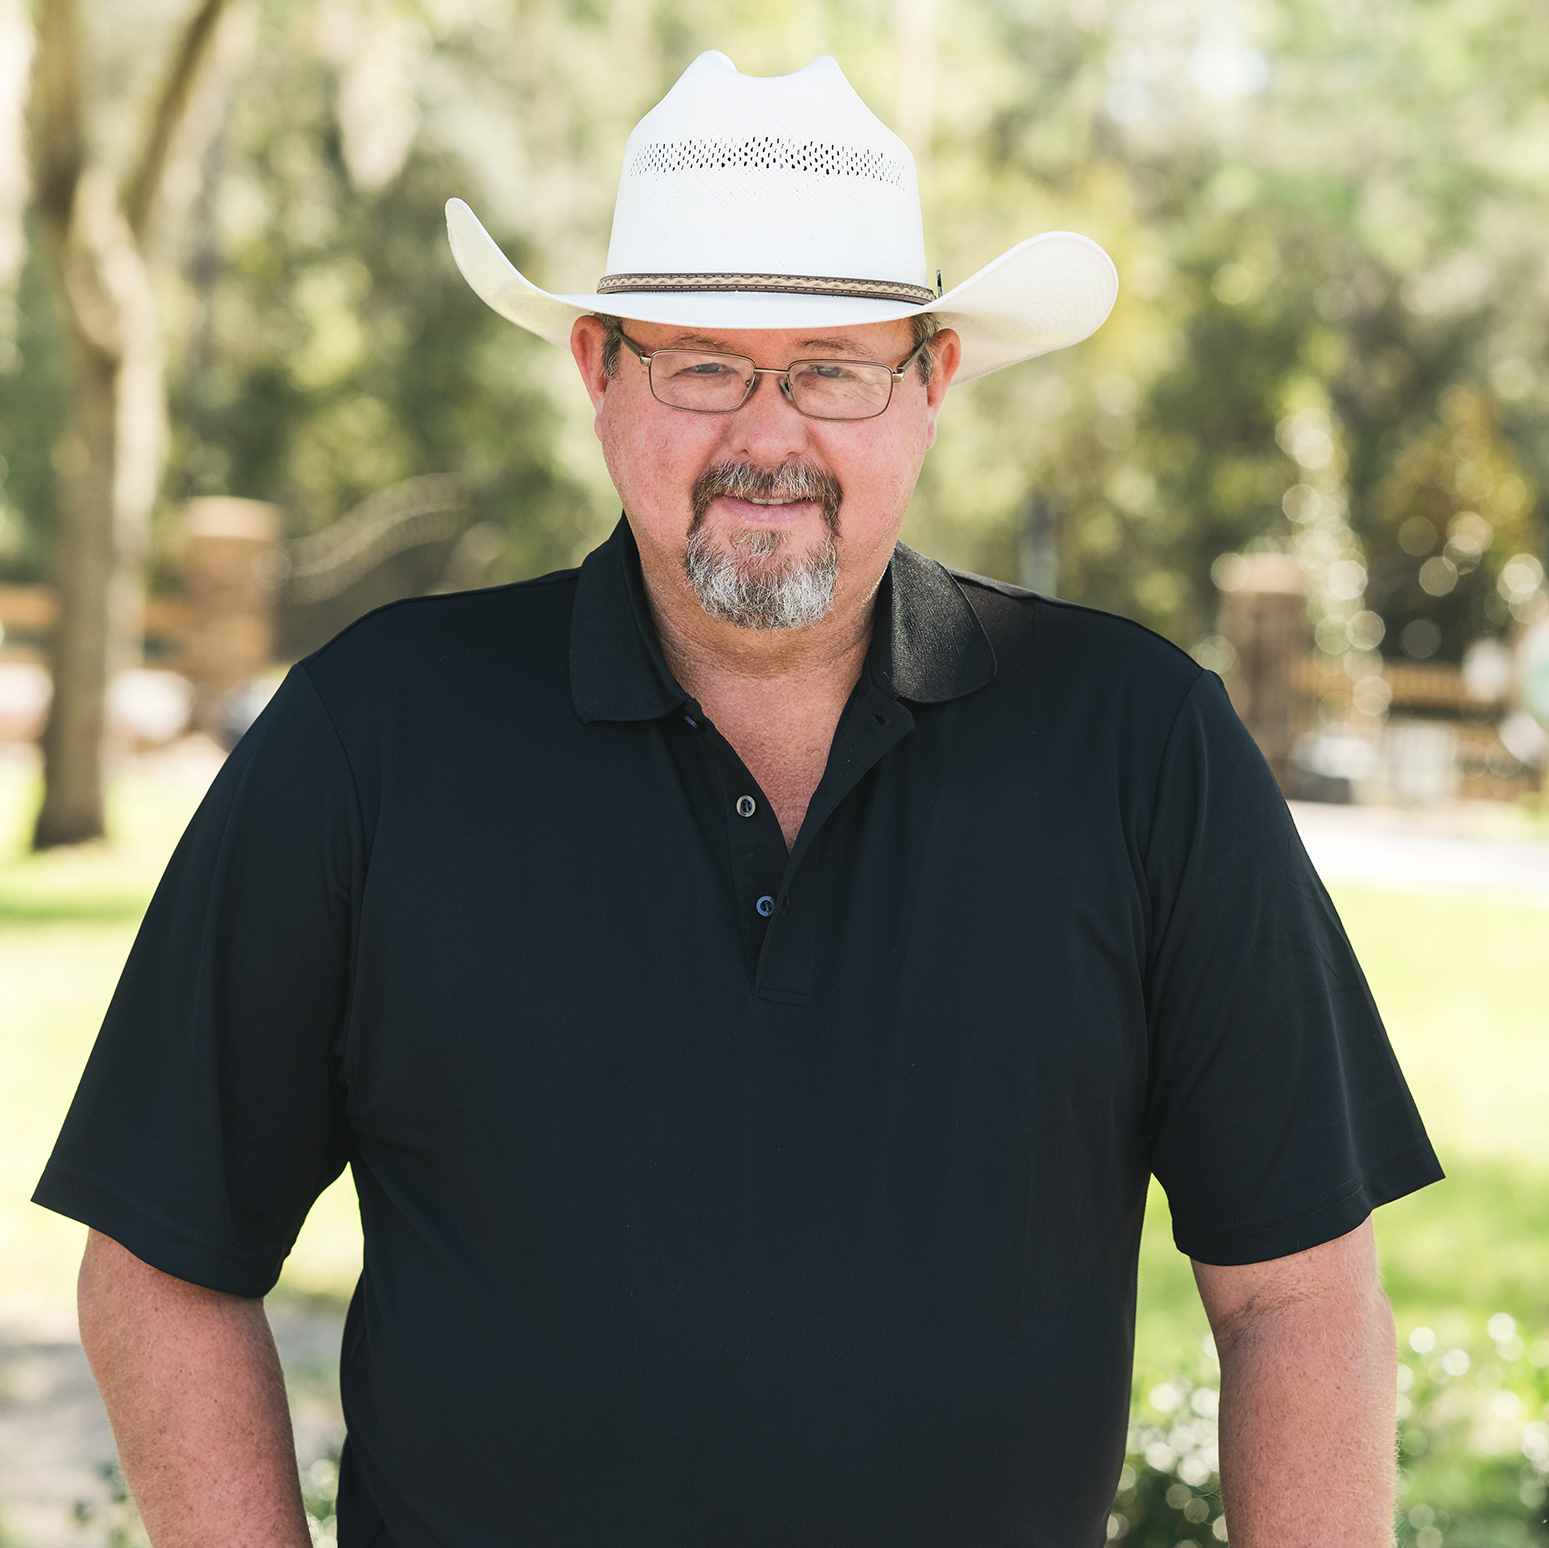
1285, 653, 1536, 802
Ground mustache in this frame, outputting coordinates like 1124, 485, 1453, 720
692, 460, 842, 519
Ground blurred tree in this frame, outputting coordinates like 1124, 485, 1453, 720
24, 0, 247, 848
1364, 386, 1537, 665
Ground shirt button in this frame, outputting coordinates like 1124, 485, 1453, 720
682, 711, 700, 729
735, 795, 757, 817
754, 894, 775, 917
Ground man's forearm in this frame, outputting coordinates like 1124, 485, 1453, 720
1213, 1290, 1399, 1547
77, 1233, 312, 1548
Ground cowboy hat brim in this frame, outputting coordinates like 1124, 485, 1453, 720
444, 198, 1117, 387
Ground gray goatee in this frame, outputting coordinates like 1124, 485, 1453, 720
684, 459, 843, 631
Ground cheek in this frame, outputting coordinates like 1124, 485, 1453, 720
599, 408, 667, 480
646, 424, 701, 476
849, 432, 921, 506
595, 419, 632, 494
600, 414, 716, 507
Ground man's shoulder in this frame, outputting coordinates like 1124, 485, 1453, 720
294, 563, 583, 730
300, 563, 580, 680
943, 560, 1205, 705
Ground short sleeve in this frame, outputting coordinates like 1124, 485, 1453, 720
31, 661, 363, 1296
1141, 668, 1446, 1266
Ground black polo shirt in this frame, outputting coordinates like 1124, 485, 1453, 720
34, 510, 1445, 1547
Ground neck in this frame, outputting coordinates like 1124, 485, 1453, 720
633, 542, 881, 712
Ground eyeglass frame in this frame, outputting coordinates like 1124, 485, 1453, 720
610, 324, 934, 421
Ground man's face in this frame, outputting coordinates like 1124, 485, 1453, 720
572, 316, 960, 632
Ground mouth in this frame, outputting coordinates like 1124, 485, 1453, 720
716, 495, 819, 521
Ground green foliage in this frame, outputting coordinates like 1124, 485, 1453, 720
1393, 1311, 1549, 1547
164, 43, 574, 577
0, 210, 70, 582
1114, 1357, 1230, 1544
299, 1449, 343, 1543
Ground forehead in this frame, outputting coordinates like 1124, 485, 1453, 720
624, 317, 913, 359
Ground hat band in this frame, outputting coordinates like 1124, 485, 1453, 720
597, 270, 937, 305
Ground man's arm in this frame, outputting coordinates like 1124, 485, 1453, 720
1192, 1219, 1399, 1546
77, 1229, 313, 1548
1212, 1285, 1398, 1545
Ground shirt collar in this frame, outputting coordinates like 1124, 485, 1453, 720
571, 511, 997, 724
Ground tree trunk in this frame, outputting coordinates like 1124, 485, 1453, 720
26, 0, 234, 850
31, 170, 162, 849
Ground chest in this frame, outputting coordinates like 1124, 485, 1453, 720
347, 703, 1154, 1225
714, 721, 836, 853
740, 749, 828, 850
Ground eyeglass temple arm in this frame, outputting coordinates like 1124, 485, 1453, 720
890, 331, 933, 377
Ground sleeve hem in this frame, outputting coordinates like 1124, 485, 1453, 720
31, 1160, 285, 1298
1171, 1140, 1447, 1266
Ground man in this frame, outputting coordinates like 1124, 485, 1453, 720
35, 49, 1444, 1548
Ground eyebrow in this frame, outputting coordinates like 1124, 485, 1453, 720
664, 331, 881, 358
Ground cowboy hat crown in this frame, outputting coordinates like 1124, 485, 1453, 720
445, 49, 1118, 386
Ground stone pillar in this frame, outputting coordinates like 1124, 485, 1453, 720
1213, 552, 1310, 791
172, 498, 283, 735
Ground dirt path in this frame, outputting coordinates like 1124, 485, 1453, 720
1289, 798, 1549, 900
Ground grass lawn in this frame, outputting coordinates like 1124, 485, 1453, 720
4, 749, 1543, 1401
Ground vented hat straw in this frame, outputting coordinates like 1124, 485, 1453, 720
445, 50, 1118, 386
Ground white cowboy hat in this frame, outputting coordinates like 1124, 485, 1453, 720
445, 49, 1118, 387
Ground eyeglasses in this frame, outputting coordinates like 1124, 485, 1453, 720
612, 325, 932, 421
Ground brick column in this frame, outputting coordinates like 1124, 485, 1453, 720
172, 498, 282, 735
1213, 552, 1310, 792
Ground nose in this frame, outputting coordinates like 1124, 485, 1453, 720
723, 369, 813, 465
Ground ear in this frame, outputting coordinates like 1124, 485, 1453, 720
923, 328, 962, 451
570, 314, 611, 421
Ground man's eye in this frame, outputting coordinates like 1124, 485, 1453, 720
810, 365, 856, 379
682, 362, 731, 376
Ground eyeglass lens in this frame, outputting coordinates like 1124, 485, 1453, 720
648, 350, 892, 419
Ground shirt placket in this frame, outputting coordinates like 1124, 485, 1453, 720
677, 682, 915, 1004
